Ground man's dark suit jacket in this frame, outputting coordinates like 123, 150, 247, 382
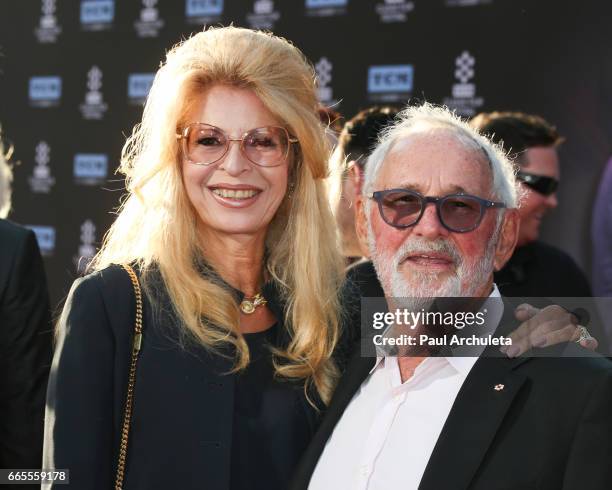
0, 219, 52, 475
290, 303, 612, 490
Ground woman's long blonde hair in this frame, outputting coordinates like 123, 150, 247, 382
91, 27, 345, 404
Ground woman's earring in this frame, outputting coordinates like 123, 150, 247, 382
287, 182, 295, 199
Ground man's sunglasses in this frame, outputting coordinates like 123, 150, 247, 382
516, 171, 559, 196
367, 189, 506, 233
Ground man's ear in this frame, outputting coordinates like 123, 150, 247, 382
355, 194, 371, 257
350, 163, 365, 196
493, 209, 520, 271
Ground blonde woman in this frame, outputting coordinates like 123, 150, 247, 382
44, 27, 345, 490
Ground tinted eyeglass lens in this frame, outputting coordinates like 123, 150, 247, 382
380, 190, 422, 226
440, 195, 483, 231
243, 127, 288, 166
187, 125, 227, 164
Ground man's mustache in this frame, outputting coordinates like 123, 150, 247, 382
393, 237, 463, 269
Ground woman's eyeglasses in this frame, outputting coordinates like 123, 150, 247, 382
516, 171, 559, 196
368, 188, 506, 233
176, 123, 298, 167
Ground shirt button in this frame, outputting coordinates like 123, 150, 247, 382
360, 464, 370, 477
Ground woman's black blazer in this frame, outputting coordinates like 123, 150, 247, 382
43, 264, 324, 489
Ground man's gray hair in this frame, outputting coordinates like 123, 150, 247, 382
362, 103, 519, 207
0, 134, 13, 219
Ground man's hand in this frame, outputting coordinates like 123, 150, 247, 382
500, 304, 599, 358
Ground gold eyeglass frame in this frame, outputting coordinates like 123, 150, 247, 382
176, 123, 299, 167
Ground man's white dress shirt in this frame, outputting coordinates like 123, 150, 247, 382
309, 286, 504, 490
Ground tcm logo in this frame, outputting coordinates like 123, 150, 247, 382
74, 153, 108, 184
368, 65, 414, 93
128, 73, 155, 104
81, 0, 114, 27
186, 0, 224, 17
306, 0, 347, 7
27, 225, 56, 256
29, 76, 62, 107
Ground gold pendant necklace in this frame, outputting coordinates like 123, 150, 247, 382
239, 293, 267, 314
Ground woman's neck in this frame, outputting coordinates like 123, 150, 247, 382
199, 228, 267, 296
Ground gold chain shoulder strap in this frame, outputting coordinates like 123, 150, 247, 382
115, 264, 144, 490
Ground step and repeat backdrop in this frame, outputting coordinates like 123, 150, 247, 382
0, 0, 610, 308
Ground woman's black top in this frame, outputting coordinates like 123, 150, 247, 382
43, 264, 329, 490
230, 324, 314, 490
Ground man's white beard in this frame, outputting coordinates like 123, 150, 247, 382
368, 221, 499, 311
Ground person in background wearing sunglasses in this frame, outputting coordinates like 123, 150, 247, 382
470, 111, 593, 298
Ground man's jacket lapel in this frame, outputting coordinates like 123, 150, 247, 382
418, 299, 533, 490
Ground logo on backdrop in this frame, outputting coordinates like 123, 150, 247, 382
246, 0, 280, 30
135, 0, 164, 38
74, 153, 108, 185
128, 73, 155, 105
375, 0, 415, 23
80, 0, 114, 31
305, 0, 348, 17
29, 142, 56, 194
29, 76, 62, 108
367, 64, 414, 102
74, 220, 97, 273
185, 0, 224, 24
27, 225, 56, 256
446, 0, 492, 6
35, 0, 62, 43
443, 51, 484, 117
315, 57, 337, 106
80, 66, 108, 120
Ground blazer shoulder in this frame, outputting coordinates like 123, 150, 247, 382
60, 264, 137, 340
74, 264, 135, 296
0, 219, 35, 256
518, 345, 612, 391
0, 218, 30, 238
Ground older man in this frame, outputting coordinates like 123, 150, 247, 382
291, 105, 612, 490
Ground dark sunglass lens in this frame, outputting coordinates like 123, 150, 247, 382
380, 191, 422, 226
440, 196, 482, 231
531, 177, 558, 196
519, 172, 559, 196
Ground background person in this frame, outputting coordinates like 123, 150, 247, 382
470, 111, 593, 297
592, 156, 612, 343
0, 131, 52, 486
329, 106, 399, 261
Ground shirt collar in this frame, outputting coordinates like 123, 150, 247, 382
370, 284, 504, 375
